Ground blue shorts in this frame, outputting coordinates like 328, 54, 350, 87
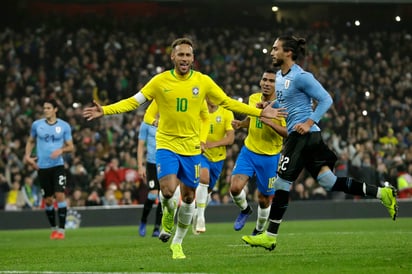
156, 149, 201, 188
232, 146, 279, 195
200, 154, 224, 190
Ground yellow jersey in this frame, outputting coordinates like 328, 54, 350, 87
103, 69, 262, 155
143, 99, 209, 153
245, 93, 285, 155
204, 106, 234, 162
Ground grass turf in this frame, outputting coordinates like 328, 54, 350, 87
0, 218, 411, 274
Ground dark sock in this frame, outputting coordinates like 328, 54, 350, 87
241, 205, 252, 214
154, 202, 162, 229
332, 177, 378, 197
46, 208, 56, 228
141, 199, 154, 223
57, 207, 67, 230
267, 190, 289, 234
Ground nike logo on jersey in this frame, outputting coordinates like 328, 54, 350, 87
163, 89, 172, 93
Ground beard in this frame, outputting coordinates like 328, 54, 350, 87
272, 58, 283, 68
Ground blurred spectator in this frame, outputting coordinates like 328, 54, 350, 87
396, 164, 412, 199
208, 191, 221, 206
85, 189, 103, 207
5, 181, 24, 211
68, 156, 90, 193
303, 177, 328, 200
101, 183, 120, 206
119, 189, 136, 205
379, 128, 399, 153
290, 183, 309, 201
21, 175, 41, 209
0, 173, 10, 210
104, 157, 126, 190
68, 187, 87, 207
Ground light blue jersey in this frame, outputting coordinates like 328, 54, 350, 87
138, 122, 157, 164
30, 118, 72, 169
275, 64, 333, 134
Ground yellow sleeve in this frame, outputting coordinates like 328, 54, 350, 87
224, 109, 235, 131
143, 101, 159, 125
102, 96, 140, 115
204, 75, 262, 117
199, 101, 210, 143
217, 97, 261, 117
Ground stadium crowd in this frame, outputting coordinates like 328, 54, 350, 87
0, 12, 411, 210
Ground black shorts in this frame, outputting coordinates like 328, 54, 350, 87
146, 162, 160, 191
277, 132, 337, 181
37, 165, 67, 197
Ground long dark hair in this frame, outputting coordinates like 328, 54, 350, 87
277, 35, 306, 61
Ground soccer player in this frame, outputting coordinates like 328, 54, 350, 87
230, 69, 287, 235
24, 98, 74, 240
242, 35, 399, 251
137, 102, 162, 237
83, 37, 287, 259
192, 98, 235, 234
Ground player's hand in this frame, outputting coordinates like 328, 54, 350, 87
138, 167, 147, 180
83, 100, 104, 121
50, 149, 62, 159
259, 117, 272, 125
261, 101, 287, 119
200, 142, 207, 153
231, 120, 242, 130
294, 121, 311, 135
24, 155, 39, 170
256, 102, 265, 109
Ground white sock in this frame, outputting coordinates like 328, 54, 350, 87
160, 190, 176, 213
196, 183, 209, 218
256, 206, 270, 231
172, 201, 195, 244
231, 189, 248, 211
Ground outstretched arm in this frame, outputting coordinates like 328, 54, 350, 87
83, 100, 105, 121
83, 92, 147, 121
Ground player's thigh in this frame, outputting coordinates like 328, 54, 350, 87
156, 149, 179, 180
254, 154, 280, 196
177, 153, 202, 189
37, 168, 54, 198
208, 160, 224, 190
52, 166, 67, 193
305, 139, 338, 179
200, 154, 211, 184
277, 132, 306, 182
232, 146, 254, 178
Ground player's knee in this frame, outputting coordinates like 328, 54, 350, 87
148, 192, 158, 201
181, 194, 194, 204
274, 177, 292, 192
317, 170, 337, 191
230, 176, 247, 195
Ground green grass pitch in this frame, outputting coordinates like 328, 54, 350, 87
0, 218, 411, 274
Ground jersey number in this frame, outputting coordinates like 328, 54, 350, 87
45, 134, 56, 143
194, 163, 200, 179
255, 118, 263, 129
176, 98, 188, 112
58, 175, 66, 186
278, 155, 290, 171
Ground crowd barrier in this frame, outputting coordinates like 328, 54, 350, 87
1, 199, 411, 230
